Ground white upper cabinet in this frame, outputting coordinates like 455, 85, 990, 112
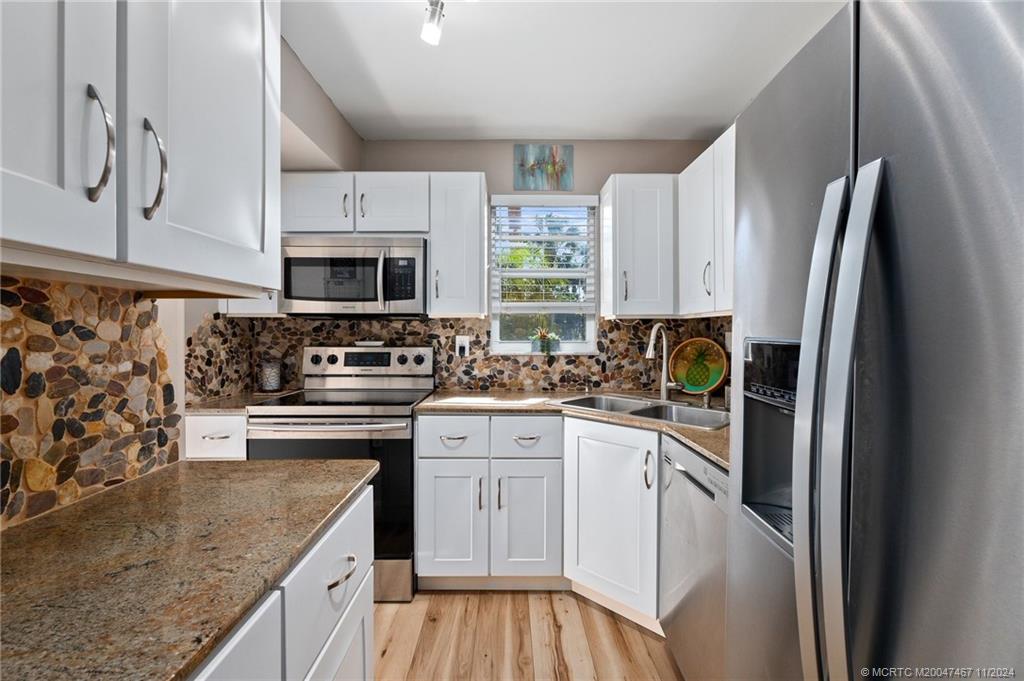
678, 145, 717, 315
282, 172, 355, 232
119, 0, 280, 290
563, 417, 659, 618
1, 0, 117, 259
354, 172, 430, 232
714, 124, 736, 311
600, 174, 676, 318
428, 172, 486, 317
678, 123, 735, 316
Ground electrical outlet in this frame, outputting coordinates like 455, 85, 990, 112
455, 335, 471, 358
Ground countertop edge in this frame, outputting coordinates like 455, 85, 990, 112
174, 461, 380, 681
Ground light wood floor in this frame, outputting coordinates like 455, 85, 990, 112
374, 591, 683, 681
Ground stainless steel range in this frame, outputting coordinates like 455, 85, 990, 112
247, 346, 434, 602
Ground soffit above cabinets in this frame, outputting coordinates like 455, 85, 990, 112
282, 1, 842, 141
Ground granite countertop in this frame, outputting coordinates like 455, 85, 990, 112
0, 459, 379, 681
185, 390, 298, 415
416, 390, 731, 470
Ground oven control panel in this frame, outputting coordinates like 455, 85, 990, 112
303, 346, 434, 377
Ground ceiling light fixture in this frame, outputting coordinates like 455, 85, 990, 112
420, 0, 445, 46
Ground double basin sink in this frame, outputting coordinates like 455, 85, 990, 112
558, 394, 730, 431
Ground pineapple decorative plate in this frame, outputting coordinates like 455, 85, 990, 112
669, 337, 728, 395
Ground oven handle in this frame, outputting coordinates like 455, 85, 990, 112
376, 249, 386, 311
247, 422, 407, 433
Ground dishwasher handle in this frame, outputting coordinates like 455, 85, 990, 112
674, 461, 716, 501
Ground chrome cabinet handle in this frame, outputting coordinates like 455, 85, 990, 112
497, 477, 503, 509
440, 434, 468, 443
86, 84, 115, 202
478, 477, 483, 510
792, 175, 848, 681
201, 433, 232, 441
820, 158, 884, 681
512, 434, 541, 443
377, 249, 386, 311
434, 269, 440, 299
360, 193, 366, 218
643, 449, 653, 489
623, 271, 629, 301
142, 117, 168, 220
342, 192, 349, 218
326, 554, 358, 591
703, 261, 712, 296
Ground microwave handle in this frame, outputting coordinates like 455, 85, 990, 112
376, 249, 386, 311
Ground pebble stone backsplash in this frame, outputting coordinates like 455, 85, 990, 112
1, 277, 180, 529
185, 314, 732, 402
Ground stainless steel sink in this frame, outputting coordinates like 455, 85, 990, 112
560, 395, 652, 413
629, 404, 730, 431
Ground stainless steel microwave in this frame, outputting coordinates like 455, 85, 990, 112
279, 236, 426, 315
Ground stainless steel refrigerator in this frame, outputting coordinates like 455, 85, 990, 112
728, 2, 1024, 679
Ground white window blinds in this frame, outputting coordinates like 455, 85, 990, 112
489, 200, 598, 315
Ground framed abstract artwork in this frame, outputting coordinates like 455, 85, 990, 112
514, 144, 574, 191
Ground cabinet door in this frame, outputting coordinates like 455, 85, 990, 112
428, 172, 484, 316
612, 175, 676, 317
354, 172, 429, 232
282, 172, 355, 232
0, 0, 117, 258
491, 459, 562, 576
678, 146, 716, 315
305, 569, 374, 681
713, 124, 736, 312
563, 418, 659, 617
120, 0, 280, 289
416, 458, 489, 576
191, 590, 282, 681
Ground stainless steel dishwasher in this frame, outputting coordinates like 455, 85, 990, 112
659, 436, 730, 681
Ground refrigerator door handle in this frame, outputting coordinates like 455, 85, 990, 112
792, 175, 849, 681
819, 158, 885, 681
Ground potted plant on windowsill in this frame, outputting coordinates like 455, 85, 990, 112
530, 327, 561, 355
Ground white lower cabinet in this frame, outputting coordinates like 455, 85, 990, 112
304, 568, 374, 681
416, 415, 563, 578
563, 417, 659, 618
192, 590, 282, 681
416, 458, 490, 576
490, 459, 562, 576
184, 414, 247, 460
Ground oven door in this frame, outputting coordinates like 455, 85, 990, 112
246, 417, 414, 600
279, 244, 387, 314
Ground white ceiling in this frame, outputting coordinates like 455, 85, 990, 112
283, 1, 842, 141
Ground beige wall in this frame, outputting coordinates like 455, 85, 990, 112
361, 139, 709, 194
281, 39, 363, 171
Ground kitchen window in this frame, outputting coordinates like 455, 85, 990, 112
489, 195, 598, 354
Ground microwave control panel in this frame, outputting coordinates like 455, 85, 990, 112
387, 258, 417, 301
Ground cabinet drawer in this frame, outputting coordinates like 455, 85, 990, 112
280, 486, 374, 681
490, 416, 563, 459
417, 416, 490, 458
304, 568, 374, 681
191, 590, 281, 681
185, 415, 247, 460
